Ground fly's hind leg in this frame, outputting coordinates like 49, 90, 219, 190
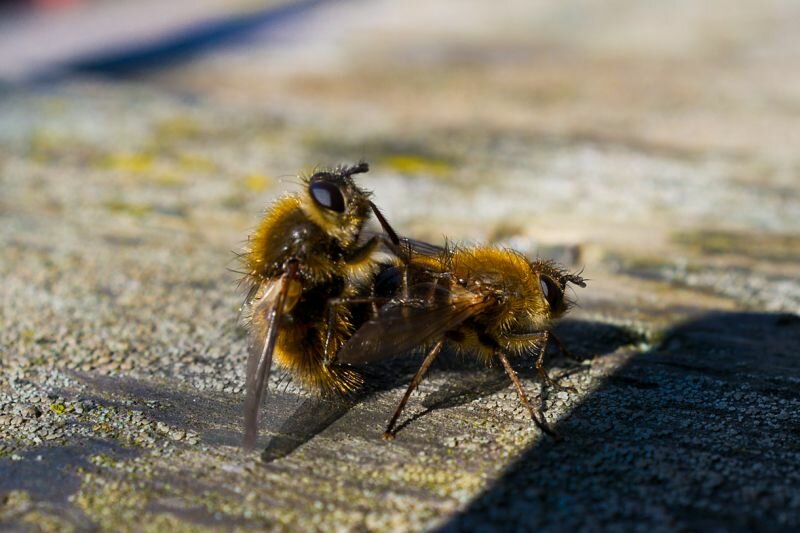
384, 339, 444, 440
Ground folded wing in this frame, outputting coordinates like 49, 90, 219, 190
242, 273, 293, 449
337, 282, 491, 364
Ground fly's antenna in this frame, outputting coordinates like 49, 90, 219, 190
341, 161, 369, 177
311, 162, 369, 182
565, 267, 587, 288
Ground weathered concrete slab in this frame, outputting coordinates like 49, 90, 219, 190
1, 0, 799, 530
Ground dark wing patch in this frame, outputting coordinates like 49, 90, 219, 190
337, 283, 491, 364
242, 272, 293, 449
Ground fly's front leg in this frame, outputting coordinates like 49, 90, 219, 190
550, 331, 580, 362
534, 331, 577, 395
343, 235, 382, 270
368, 282, 379, 320
368, 201, 400, 248
344, 231, 409, 269
350, 234, 412, 318
535, 331, 553, 387
496, 349, 559, 440
505, 331, 577, 395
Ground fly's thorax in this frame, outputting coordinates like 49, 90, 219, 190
408, 253, 448, 274
244, 195, 347, 285
450, 246, 550, 335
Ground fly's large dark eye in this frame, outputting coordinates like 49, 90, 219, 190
310, 182, 346, 213
539, 275, 562, 311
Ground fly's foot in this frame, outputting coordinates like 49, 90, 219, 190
537, 368, 577, 395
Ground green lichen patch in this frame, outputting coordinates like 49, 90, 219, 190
50, 403, 70, 415
104, 200, 154, 217
381, 154, 453, 178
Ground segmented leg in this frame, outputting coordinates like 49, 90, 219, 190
496, 349, 560, 440
384, 339, 444, 440
550, 331, 579, 362
535, 331, 577, 394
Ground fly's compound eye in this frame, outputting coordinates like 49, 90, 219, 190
539, 275, 563, 311
310, 181, 346, 213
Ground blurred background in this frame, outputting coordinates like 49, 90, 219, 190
1, 0, 799, 530
3, 0, 798, 245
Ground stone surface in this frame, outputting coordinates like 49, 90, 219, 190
1, 0, 799, 531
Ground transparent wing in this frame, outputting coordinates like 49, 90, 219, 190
400, 237, 446, 259
337, 283, 491, 364
359, 230, 445, 259
242, 271, 294, 449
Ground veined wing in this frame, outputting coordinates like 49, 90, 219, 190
360, 230, 446, 259
337, 282, 492, 364
400, 236, 446, 259
242, 264, 297, 449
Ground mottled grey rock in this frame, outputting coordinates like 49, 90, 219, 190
1, 0, 800, 531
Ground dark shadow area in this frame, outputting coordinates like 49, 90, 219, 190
1, 373, 272, 528
260, 319, 636, 462
51, 0, 328, 78
58, 369, 351, 462
440, 311, 800, 531
0, 439, 134, 500
259, 394, 359, 462
48, 320, 636, 465
70, 373, 249, 448
0, 440, 135, 529
382, 320, 644, 437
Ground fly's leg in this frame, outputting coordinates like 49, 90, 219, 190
384, 339, 444, 440
496, 349, 560, 441
399, 250, 411, 321
535, 331, 577, 395
322, 296, 388, 364
505, 331, 577, 395
369, 283, 380, 320
368, 201, 401, 248
550, 331, 581, 363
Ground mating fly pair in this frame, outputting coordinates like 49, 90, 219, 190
239, 162, 585, 447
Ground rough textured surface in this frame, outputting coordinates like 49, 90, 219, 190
1, 0, 800, 530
